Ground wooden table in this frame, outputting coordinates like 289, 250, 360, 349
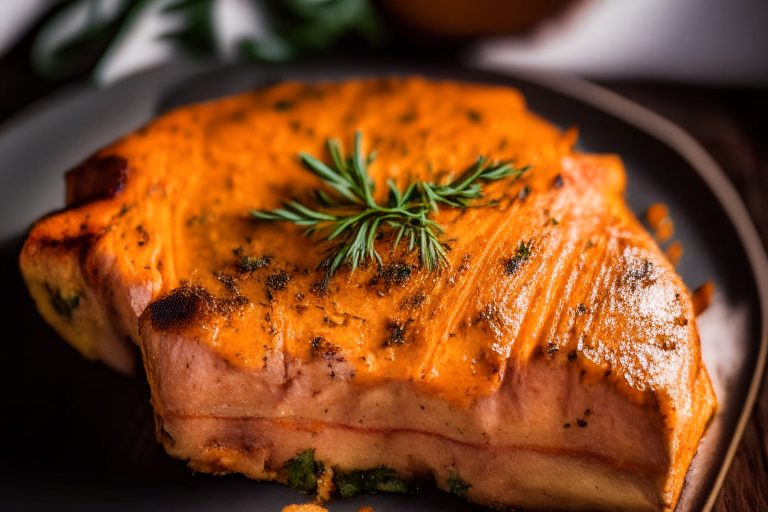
1, 41, 766, 508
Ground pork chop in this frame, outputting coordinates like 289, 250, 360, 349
19, 77, 716, 511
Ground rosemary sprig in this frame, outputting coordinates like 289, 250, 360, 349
251, 131, 529, 280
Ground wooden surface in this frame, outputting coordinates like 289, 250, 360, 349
0, 37, 766, 508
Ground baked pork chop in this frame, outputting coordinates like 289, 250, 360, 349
20, 77, 716, 511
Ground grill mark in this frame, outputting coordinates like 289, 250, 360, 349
162, 413, 666, 475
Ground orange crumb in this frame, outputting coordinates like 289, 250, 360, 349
692, 282, 714, 316
315, 466, 335, 503
646, 203, 670, 230
665, 241, 684, 267
282, 504, 328, 512
358, 507, 375, 512
655, 218, 674, 243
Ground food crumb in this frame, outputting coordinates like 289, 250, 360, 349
655, 219, 674, 242
645, 203, 674, 242
315, 466, 335, 503
692, 282, 715, 316
282, 504, 328, 512
665, 241, 684, 267
358, 507, 375, 512
645, 203, 669, 230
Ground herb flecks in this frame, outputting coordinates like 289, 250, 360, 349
252, 130, 529, 282
504, 240, 533, 275
46, 284, 80, 319
238, 255, 270, 273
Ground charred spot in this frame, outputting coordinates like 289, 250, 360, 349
658, 334, 677, 351
39, 232, 103, 277
186, 213, 214, 226
577, 304, 587, 315
577, 419, 588, 428
466, 110, 482, 123
370, 263, 412, 289
399, 291, 426, 310
384, 319, 413, 347
310, 336, 325, 351
266, 271, 292, 291
457, 254, 471, 275
238, 255, 270, 273
553, 174, 564, 188
148, 285, 246, 332
564, 423, 571, 429
311, 336, 342, 361
604, 369, 612, 377
621, 258, 656, 289
631, 259, 653, 280
472, 303, 503, 333
149, 286, 215, 331
274, 100, 294, 111
503, 240, 532, 276
214, 272, 239, 294
546, 342, 559, 355
136, 224, 149, 246
400, 112, 417, 124
39, 232, 98, 253
65, 154, 128, 207
673, 316, 689, 327
518, 186, 530, 201
567, 350, 577, 361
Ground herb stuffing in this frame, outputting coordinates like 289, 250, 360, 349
333, 465, 410, 497
447, 473, 471, 498
252, 130, 529, 281
283, 449, 323, 494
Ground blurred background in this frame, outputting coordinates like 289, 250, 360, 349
0, 0, 766, 238
0, 1, 766, 510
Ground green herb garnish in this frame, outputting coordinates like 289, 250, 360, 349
252, 131, 529, 281
333, 465, 410, 498
447, 473, 471, 498
283, 449, 323, 494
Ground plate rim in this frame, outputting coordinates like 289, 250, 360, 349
470, 60, 768, 511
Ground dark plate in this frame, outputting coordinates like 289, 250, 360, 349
1, 57, 766, 512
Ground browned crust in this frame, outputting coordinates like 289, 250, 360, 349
65, 154, 128, 208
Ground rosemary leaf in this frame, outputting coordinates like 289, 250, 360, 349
252, 130, 529, 281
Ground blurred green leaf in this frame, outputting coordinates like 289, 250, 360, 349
32, 0, 145, 80
30, 0, 387, 82
240, 0, 386, 62
162, 0, 216, 57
